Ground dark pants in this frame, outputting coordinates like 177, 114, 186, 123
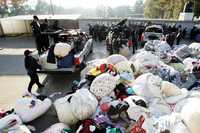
28, 72, 43, 93
35, 35, 43, 54
176, 38, 181, 45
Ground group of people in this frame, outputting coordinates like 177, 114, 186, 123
30, 16, 64, 55
102, 21, 193, 55
30, 16, 50, 55
88, 24, 108, 42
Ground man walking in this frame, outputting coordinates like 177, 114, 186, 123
24, 50, 44, 94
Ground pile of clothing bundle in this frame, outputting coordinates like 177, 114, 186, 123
48, 52, 199, 133
39, 42, 74, 69
0, 95, 52, 133
1, 40, 200, 133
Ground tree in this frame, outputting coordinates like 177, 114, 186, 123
144, 0, 187, 19
0, 0, 26, 17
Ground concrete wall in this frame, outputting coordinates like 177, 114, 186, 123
79, 18, 200, 33
1, 16, 200, 35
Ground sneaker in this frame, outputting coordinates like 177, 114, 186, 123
22, 91, 32, 97
38, 84, 45, 88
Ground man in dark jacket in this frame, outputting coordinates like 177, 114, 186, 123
24, 50, 44, 93
30, 16, 43, 54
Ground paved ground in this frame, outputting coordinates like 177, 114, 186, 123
0, 36, 108, 132
0, 36, 192, 132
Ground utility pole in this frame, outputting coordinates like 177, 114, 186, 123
50, 0, 54, 15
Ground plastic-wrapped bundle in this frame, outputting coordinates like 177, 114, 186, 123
70, 89, 98, 120
148, 101, 171, 117
90, 73, 119, 98
174, 44, 192, 59
181, 98, 200, 133
119, 45, 130, 57
124, 96, 149, 121
42, 123, 70, 133
144, 40, 154, 51
14, 97, 52, 123
183, 57, 198, 71
153, 113, 190, 133
115, 61, 134, 83
169, 63, 185, 74
130, 51, 160, 74
8, 125, 31, 133
54, 43, 71, 57
132, 73, 163, 101
152, 63, 182, 87
189, 43, 200, 57
39, 52, 57, 70
54, 95, 78, 125
0, 114, 22, 131
81, 59, 107, 79
107, 54, 128, 65
161, 81, 188, 104
154, 41, 171, 57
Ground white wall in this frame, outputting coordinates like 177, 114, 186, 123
0, 19, 31, 34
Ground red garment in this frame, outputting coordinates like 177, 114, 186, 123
78, 119, 95, 133
128, 39, 133, 47
131, 115, 146, 133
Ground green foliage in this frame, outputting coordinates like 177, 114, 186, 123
144, 0, 187, 19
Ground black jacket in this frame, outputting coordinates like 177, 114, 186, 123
24, 56, 40, 73
30, 21, 41, 36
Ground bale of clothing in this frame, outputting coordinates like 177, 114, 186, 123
50, 50, 200, 133
1, 40, 200, 133
38, 42, 75, 69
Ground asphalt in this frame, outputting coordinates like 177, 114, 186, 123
0, 36, 192, 132
0, 36, 108, 132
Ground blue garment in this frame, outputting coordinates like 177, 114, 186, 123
57, 51, 74, 68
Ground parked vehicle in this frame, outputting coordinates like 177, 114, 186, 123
36, 30, 93, 74
142, 25, 164, 42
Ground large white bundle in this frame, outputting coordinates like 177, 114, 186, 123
71, 89, 98, 120
132, 73, 163, 101
189, 42, 200, 51
149, 102, 171, 117
153, 113, 190, 133
181, 98, 200, 133
42, 123, 69, 133
154, 41, 171, 55
115, 61, 134, 74
90, 73, 119, 98
119, 45, 130, 57
54, 95, 78, 125
174, 98, 197, 112
130, 51, 160, 74
107, 54, 128, 65
8, 125, 31, 133
161, 81, 188, 104
0, 114, 22, 131
189, 43, 200, 58
14, 97, 52, 123
39, 53, 57, 70
174, 44, 192, 59
124, 96, 149, 121
183, 57, 198, 71
144, 40, 154, 51
54, 43, 71, 57
115, 61, 134, 83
